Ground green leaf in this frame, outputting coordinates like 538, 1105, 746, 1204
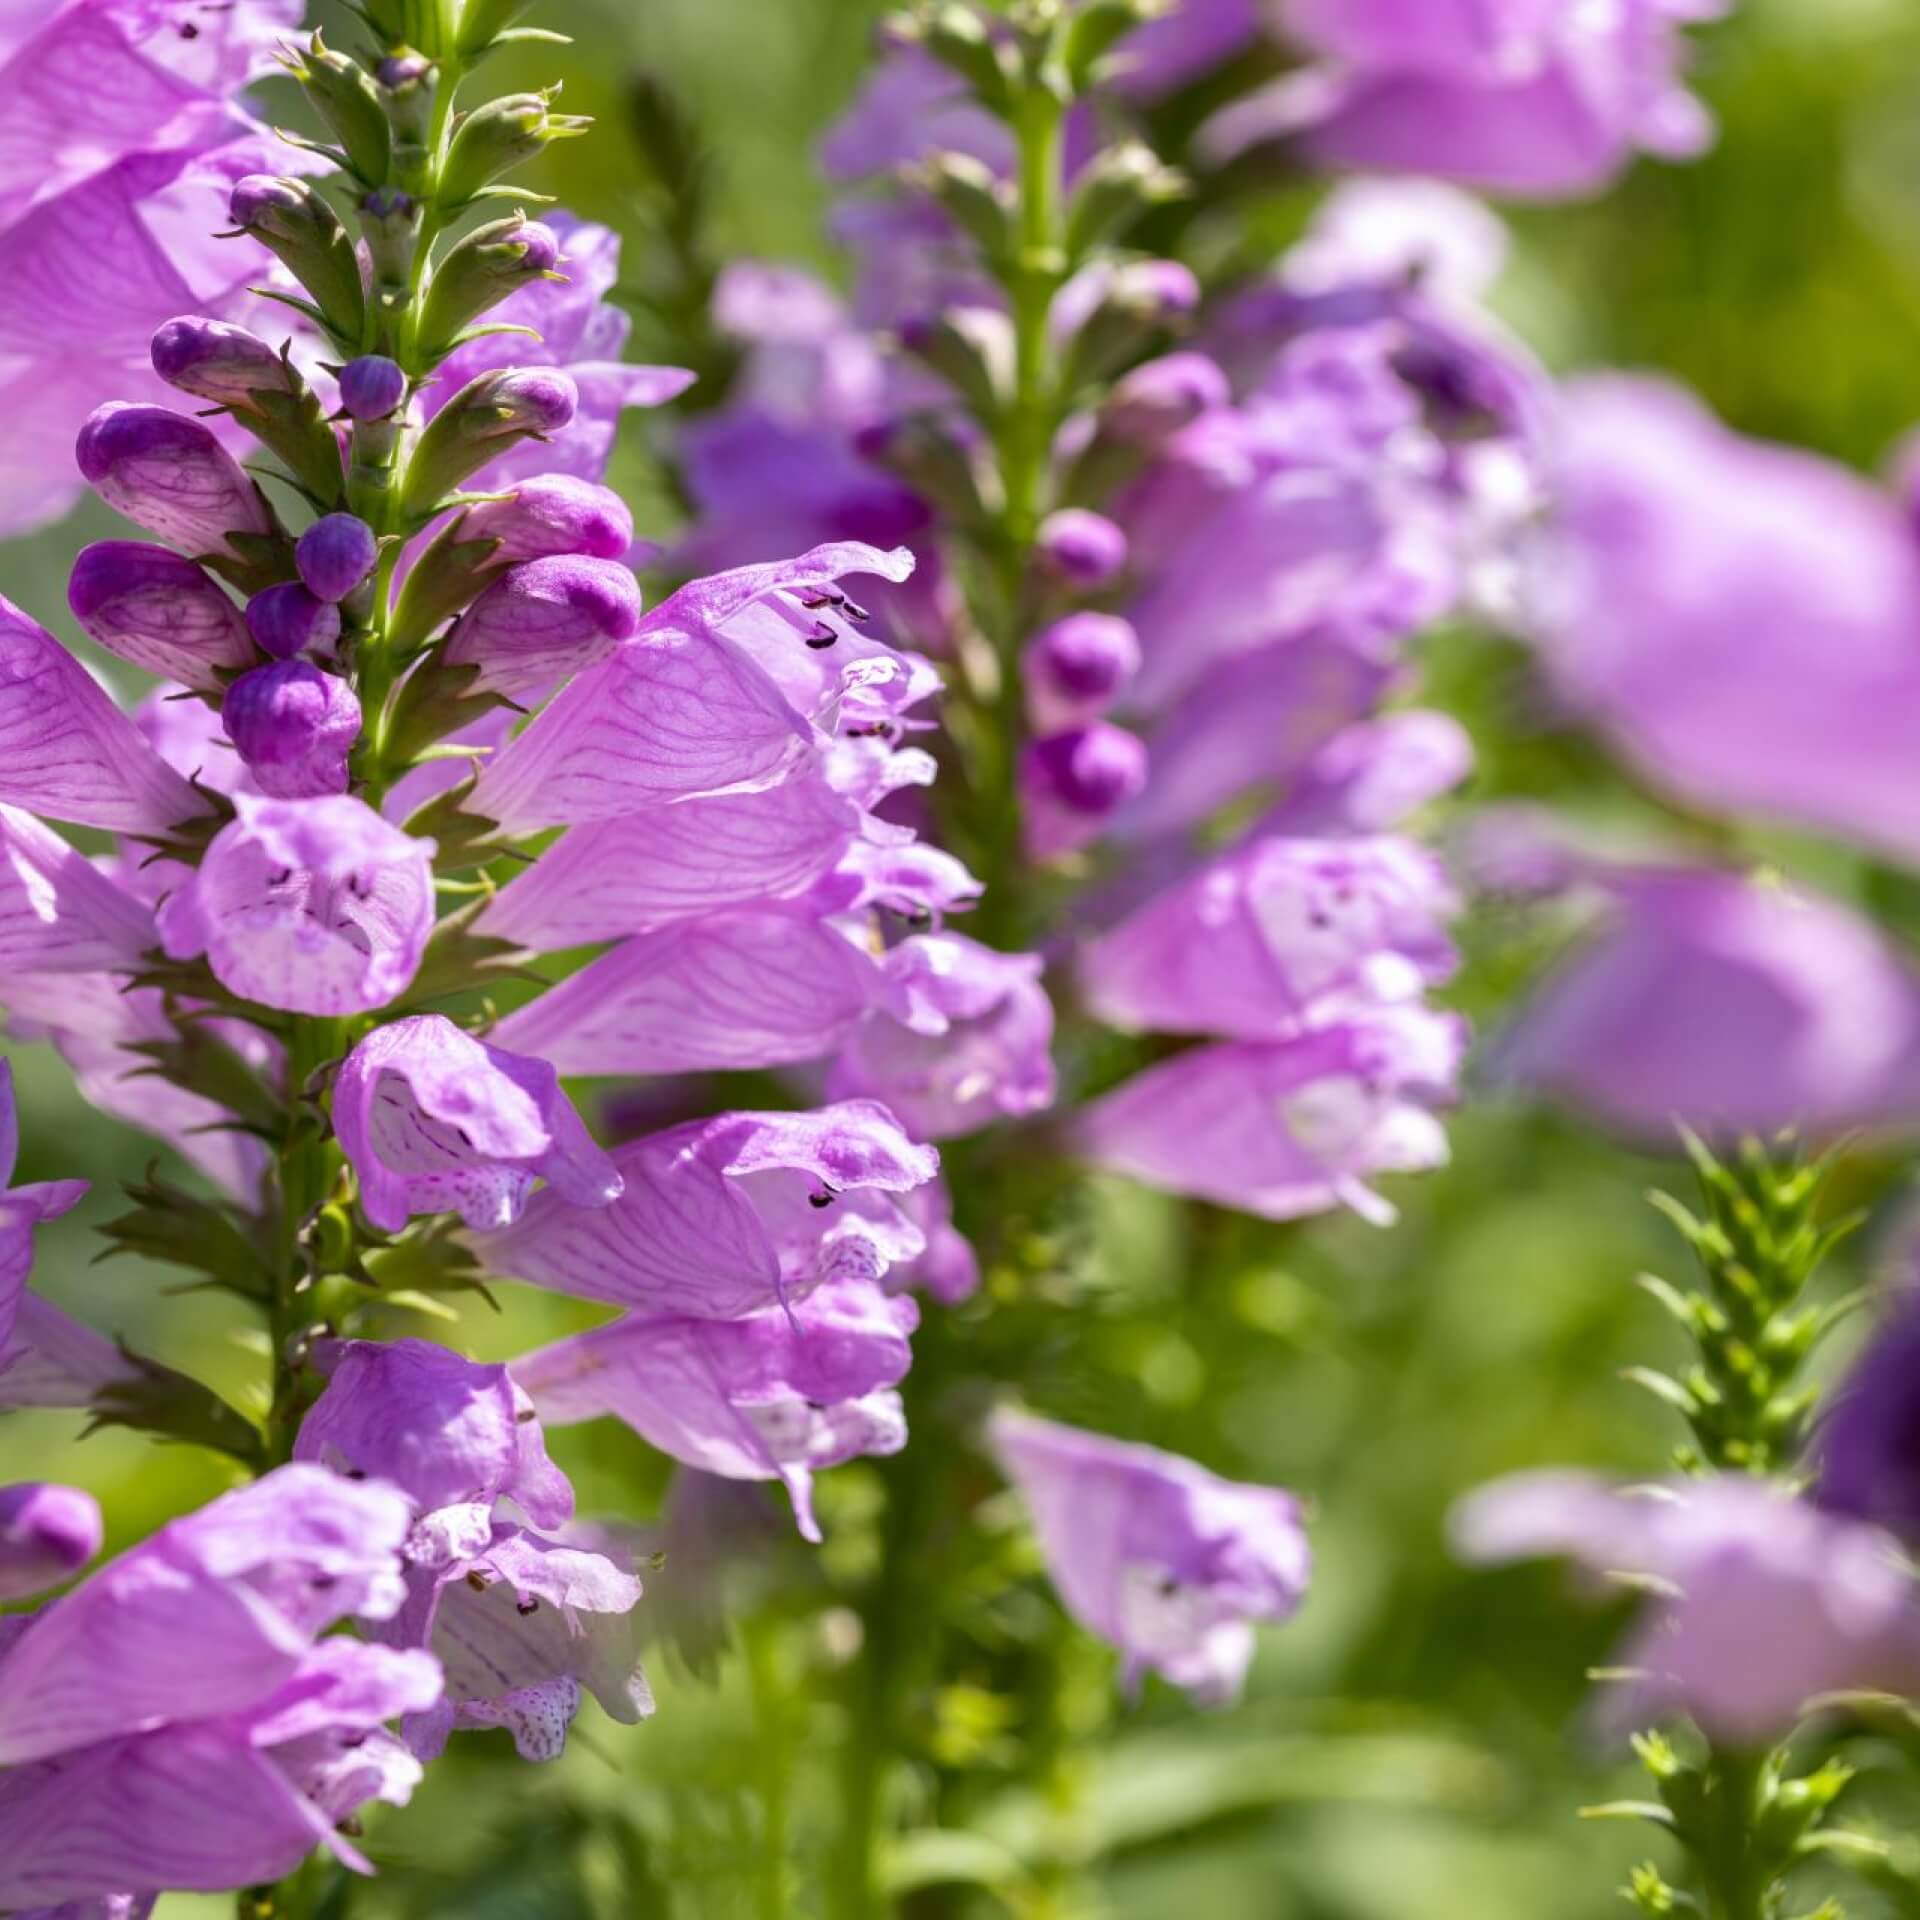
94, 1165, 274, 1301
124, 1023, 287, 1137
86, 1347, 265, 1467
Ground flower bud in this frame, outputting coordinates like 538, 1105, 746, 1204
415, 215, 565, 362
296, 514, 379, 603
1020, 721, 1149, 861
228, 174, 367, 343
459, 473, 634, 563
899, 307, 1013, 416
1102, 350, 1230, 445
150, 316, 294, 409
886, 5, 1014, 112
68, 541, 254, 686
246, 581, 343, 661
287, 31, 391, 185
376, 52, 432, 88
905, 151, 1014, 260
855, 414, 989, 526
1061, 0, 1168, 87
443, 554, 643, 700
76, 403, 274, 559
339, 354, 408, 422
1034, 508, 1129, 590
1024, 612, 1140, 729
223, 660, 362, 798
1064, 140, 1187, 258
1058, 258, 1200, 388
456, 0, 538, 53
0, 1484, 102, 1602
438, 90, 592, 210
401, 368, 578, 518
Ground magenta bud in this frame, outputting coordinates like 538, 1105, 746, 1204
76, 402, 273, 558
0, 1483, 102, 1601
377, 52, 431, 87
459, 473, 635, 563
516, 219, 563, 274
296, 513, 379, 602
1111, 259, 1202, 322
1035, 508, 1129, 590
444, 554, 643, 700
246, 581, 343, 661
223, 660, 362, 798
339, 354, 407, 422
1024, 722, 1149, 817
68, 541, 254, 686
150, 315, 292, 409
1104, 351, 1231, 444
1024, 612, 1140, 728
401, 368, 578, 514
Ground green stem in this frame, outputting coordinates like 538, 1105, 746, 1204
263, 1015, 337, 1467
998, 78, 1067, 562
1698, 1748, 1770, 1920
746, 1622, 794, 1920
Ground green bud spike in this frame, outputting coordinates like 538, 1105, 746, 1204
886, 5, 1015, 112
287, 32, 392, 186
230, 176, 368, 347
414, 213, 561, 363
898, 308, 1014, 418
1059, 0, 1171, 88
436, 89, 591, 210
455, 0, 538, 54
398, 366, 578, 520
905, 151, 1015, 264
1063, 140, 1187, 259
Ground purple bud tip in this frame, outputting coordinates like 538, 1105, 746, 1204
1025, 723, 1149, 817
1114, 259, 1202, 319
1027, 612, 1141, 708
484, 367, 578, 434
0, 1483, 102, 1595
363, 186, 417, 222
516, 221, 563, 274
228, 173, 304, 228
1107, 351, 1231, 439
247, 580, 343, 661
223, 661, 362, 799
1035, 508, 1130, 588
377, 52, 431, 87
296, 514, 379, 603
339, 355, 407, 423
461, 473, 635, 562
75, 401, 221, 484
150, 315, 285, 406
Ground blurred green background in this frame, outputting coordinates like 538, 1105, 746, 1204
10, 0, 1920, 1914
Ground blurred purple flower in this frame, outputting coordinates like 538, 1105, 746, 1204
0, 1483, 101, 1602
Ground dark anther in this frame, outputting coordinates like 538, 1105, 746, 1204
516, 1596, 539, 1616
805, 1399, 828, 1412
1157, 1573, 1181, 1597
805, 622, 838, 650
180, 19, 200, 34
799, 593, 839, 611
903, 907, 933, 931
310, 1575, 338, 1591
348, 874, 372, 899
841, 598, 871, 624
455, 1127, 473, 1148
344, 1467, 367, 1480
269, 866, 293, 886
808, 1186, 838, 1209
337, 1817, 364, 1839
516, 1407, 537, 1423
465, 1570, 490, 1592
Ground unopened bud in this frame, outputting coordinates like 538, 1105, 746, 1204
1021, 721, 1148, 860
68, 541, 254, 687
339, 354, 408, 423
443, 554, 642, 700
416, 215, 564, 361
906, 151, 1013, 261
296, 514, 379, 603
377, 52, 432, 89
1058, 258, 1200, 388
899, 306, 1013, 416
437, 90, 591, 209
401, 368, 577, 517
224, 661, 361, 798
1060, 0, 1173, 86
246, 581, 343, 661
287, 31, 391, 185
1034, 507, 1128, 590
460, 473, 634, 563
76, 403, 275, 559
855, 414, 993, 527
150, 316, 294, 409
1024, 611, 1139, 728
887, 5, 1014, 111
0, 1484, 102, 1601
1064, 140, 1186, 258
1103, 350, 1229, 444
229, 175, 367, 344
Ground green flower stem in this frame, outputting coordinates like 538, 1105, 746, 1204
998, 74, 1067, 561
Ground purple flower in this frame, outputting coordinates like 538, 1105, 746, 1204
0, 1466, 439, 1906
149, 315, 289, 409
830, 934, 1056, 1140
296, 1337, 573, 1535
458, 473, 635, 564
245, 581, 342, 662
0, 804, 155, 975
1024, 612, 1140, 729
295, 514, 378, 604
332, 1015, 621, 1233
883, 1177, 980, 1305
1534, 377, 1920, 864
221, 662, 360, 799
0, 598, 204, 832
487, 908, 903, 1076
1256, 710, 1474, 839
442, 553, 644, 701
1206, 0, 1726, 198
155, 793, 436, 1016
1453, 1471, 1920, 1742
1076, 1005, 1465, 1225
1082, 835, 1458, 1039
0, 1058, 89, 1354
468, 1100, 938, 1319
988, 1408, 1310, 1705
1488, 863, 1920, 1139
1816, 1292, 1920, 1544
339, 354, 407, 422
424, 213, 692, 487
0, 1484, 101, 1602
295, 1340, 650, 1765
1034, 507, 1129, 590
1100, 352, 1233, 447
516, 1277, 919, 1542
1021, 723, 1150, 861
66, 542, 252, 687
1108, 0, 1262, 99
0, 1293, 139, 1416
75, 403, 272, 559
